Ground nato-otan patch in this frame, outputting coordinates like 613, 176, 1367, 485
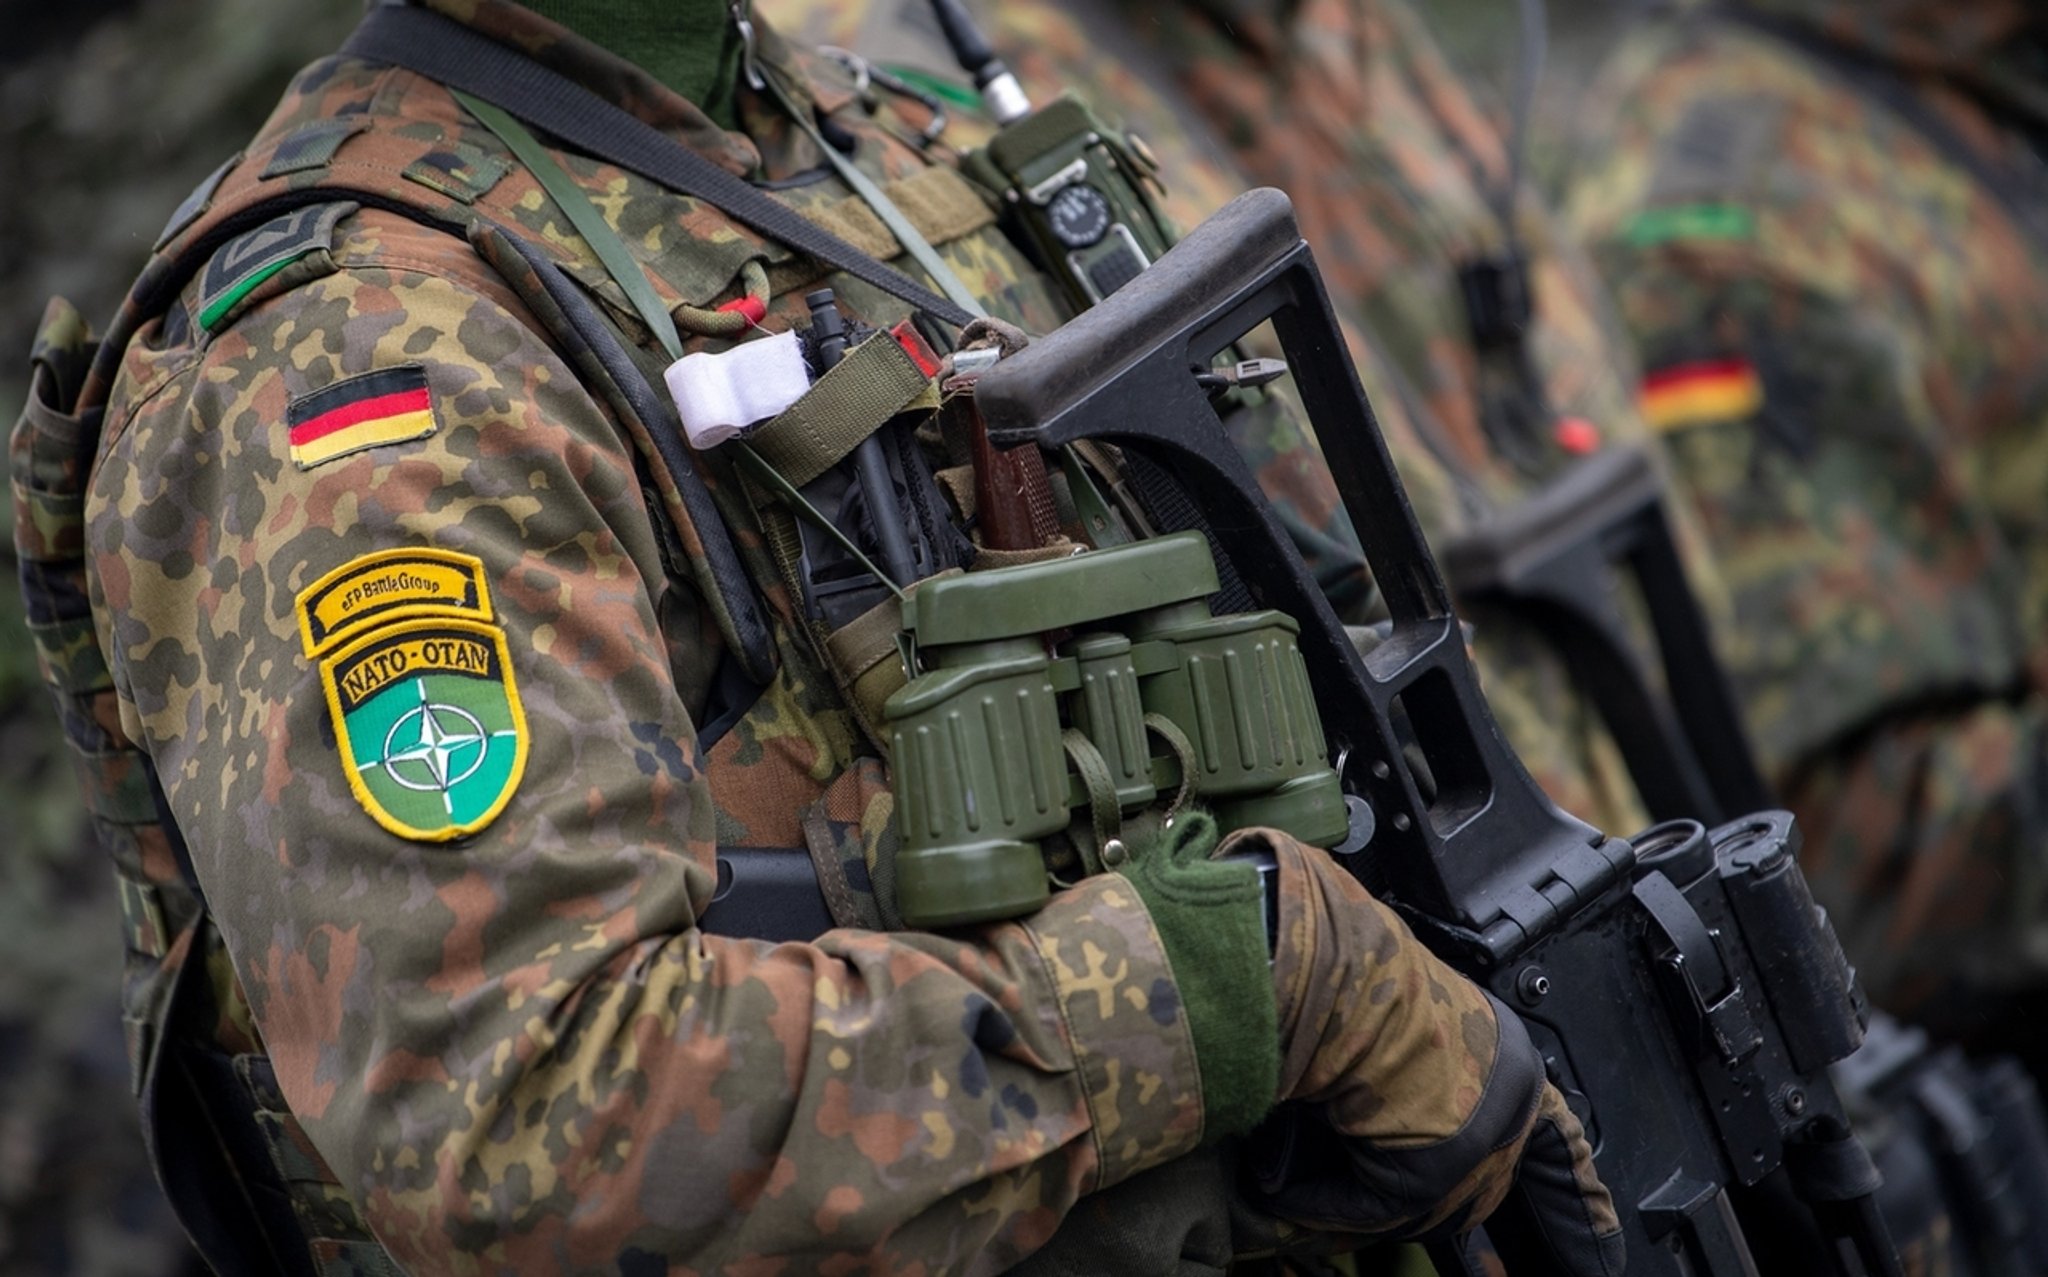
287, 365, 439, 469
297, 547, 493, 657
320, 617, 527, 842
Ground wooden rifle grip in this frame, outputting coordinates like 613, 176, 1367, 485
969, 401, 1060, 550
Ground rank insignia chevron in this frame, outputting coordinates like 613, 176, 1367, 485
196, 200, 357, 332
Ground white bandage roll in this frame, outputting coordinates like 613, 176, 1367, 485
663, 328, 810, 449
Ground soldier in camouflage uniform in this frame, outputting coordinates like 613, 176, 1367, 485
17, 0, 1623, 1270
1565, 0, 2048, 1031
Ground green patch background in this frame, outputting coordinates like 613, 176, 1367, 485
344, 670, 519, 832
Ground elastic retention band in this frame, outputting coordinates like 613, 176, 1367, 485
748, 333, 936, 487
1063, 728, 1123, 869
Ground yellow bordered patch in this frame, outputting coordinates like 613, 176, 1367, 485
297, 547, 492, 657
319, 617, 527, 841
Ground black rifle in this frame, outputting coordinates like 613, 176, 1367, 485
971, 187, 1901, 1277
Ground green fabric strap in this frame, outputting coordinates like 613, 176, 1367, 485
1115, 811, 1279, 1143
456, 89, 906, 596
1142, 712, 1197, 819
1061, 729, 1124, 867
747, 333, 937, 487
756, 68, 987, 320
457, 90, 687, 362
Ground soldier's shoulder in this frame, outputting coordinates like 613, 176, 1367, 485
112, 199, 465, 400
100, 206, 549, 520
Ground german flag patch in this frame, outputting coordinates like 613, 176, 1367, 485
288, 366, 438, 469
1640, 358, 1765, 434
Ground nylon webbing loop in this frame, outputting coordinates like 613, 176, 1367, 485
456, 91, 687, 362
1063, 728, 1124, 867
749, 333, 938, 487
341, 4, 976, 329
1144, 711, 1197, 822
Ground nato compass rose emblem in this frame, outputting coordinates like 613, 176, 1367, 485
320, 619, 528, 841
373, 686, 503, 806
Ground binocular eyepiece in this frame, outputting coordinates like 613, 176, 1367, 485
885, 531, 1350, 928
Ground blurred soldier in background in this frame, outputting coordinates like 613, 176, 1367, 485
1567, 0, 2048, 1041
1565, 9, 2048, 1266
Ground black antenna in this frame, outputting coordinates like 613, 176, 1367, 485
927, 0, 1031, 124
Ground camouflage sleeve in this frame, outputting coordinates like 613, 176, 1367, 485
88, 218, 1209, 1272
1581, 220, 2048, 1016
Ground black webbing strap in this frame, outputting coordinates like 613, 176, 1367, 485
340, 4, 977, 329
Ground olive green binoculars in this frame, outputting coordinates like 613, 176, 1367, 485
884, 531, 1349, 928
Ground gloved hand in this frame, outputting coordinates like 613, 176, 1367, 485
1236, 825, 1622, 1272
1114, 816, 1622, 1274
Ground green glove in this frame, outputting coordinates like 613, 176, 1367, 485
1113, 811, 1280, 1143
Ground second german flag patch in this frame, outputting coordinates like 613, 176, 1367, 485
288, 365, 438, 469
1640, 358, 1765, 434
